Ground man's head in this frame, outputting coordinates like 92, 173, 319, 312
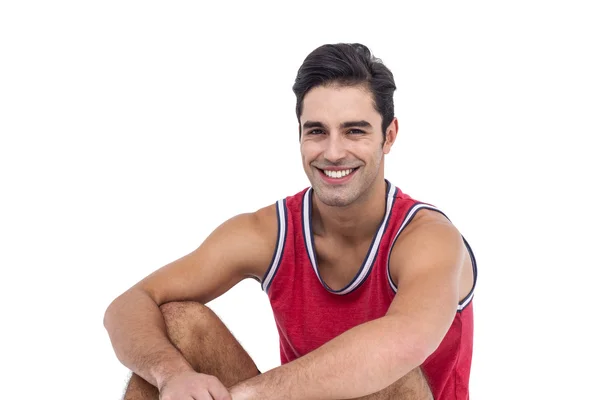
292, 43, 398, 207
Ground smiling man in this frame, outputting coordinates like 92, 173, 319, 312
104, 43, 477, 400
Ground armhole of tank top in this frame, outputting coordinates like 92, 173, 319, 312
386, 202, 478, 312
457, 237, 477, 311
261, 199, 288, 294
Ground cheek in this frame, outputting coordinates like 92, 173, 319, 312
354, 142, 380, 160
300, 141, 321, 162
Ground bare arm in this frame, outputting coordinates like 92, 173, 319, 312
103, 207, 276, 390
230, 214, 465, 400
104, 289, 192, 389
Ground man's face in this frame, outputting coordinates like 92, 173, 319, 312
299, 84, 396, 207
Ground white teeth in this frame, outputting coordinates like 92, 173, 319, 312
323, 168, 354, 178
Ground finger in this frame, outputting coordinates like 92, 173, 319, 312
209, 390, 231, 400
207, 380, 232, 400
163, 395, 195, 400
191, 393, 214, 400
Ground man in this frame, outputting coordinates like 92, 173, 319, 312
104, 43, 477, 400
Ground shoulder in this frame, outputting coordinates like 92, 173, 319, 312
399, 207, 455, 235
389, 208, 465, 281
230, 187, 308, 271
237, 190, 302, 246
224, 203, 278, 235
230, 203, 279, 280
251, 203, 279, 241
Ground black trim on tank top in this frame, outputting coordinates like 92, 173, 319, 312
261, 199, 288, 293
300, 191, 311, 273
303, 181, 396, 295
386, 202, 478, 312
457, 237, 478, 312
260, 200, 281, 288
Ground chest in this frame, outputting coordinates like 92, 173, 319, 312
312, 235, 373, 291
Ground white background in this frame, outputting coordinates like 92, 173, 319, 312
1, 1, 599, 398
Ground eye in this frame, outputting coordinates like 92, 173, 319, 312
308, 129, 325, 135
348, 129, 365, 134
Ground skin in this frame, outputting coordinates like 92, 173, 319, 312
104, 83, 474, 400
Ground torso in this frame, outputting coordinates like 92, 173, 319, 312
260, 183, 477, 399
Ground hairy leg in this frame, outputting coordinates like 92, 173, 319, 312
352, 367, 433, 400
123, 301, 260, 400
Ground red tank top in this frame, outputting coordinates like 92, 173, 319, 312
261, 181, 477, 399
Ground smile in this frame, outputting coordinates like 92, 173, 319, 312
318, 167, 358, 179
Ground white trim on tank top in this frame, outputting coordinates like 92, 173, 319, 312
303, 182, 397, 295
261, 199, 287, 292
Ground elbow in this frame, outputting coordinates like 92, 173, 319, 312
397, 339, 433, 368
103, 290, 131, 332
409, 324, 454, 366
410, 340, 437, 366
389, 324, 452, 369
103, 287, 155, 331
103, 292, 134, 365
103, 295, 120, 332
384, 332, 432, 375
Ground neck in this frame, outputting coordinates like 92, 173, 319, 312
311, 179, 388, 243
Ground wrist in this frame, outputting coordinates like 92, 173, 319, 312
229, 381, 256, 400
153, 358, 194, 390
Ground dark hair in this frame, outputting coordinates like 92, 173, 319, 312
292, 43, 396, 139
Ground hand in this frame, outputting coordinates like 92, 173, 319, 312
159, 370, 232, 400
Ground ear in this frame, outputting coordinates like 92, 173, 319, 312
382, 118, 399, 154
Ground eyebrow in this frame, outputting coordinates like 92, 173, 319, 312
302, 120, 373, 130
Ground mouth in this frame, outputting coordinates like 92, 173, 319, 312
316, 167, 359, 183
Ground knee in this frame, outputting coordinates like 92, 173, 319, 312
159, 301, 217, 338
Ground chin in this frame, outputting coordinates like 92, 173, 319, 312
320, 197, 351, 207
314, 188, 358, 208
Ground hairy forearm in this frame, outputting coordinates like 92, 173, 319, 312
103, 290, 193, 388
231, 316, 428, 400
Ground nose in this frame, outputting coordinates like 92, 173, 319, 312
323, 132, 346, 163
